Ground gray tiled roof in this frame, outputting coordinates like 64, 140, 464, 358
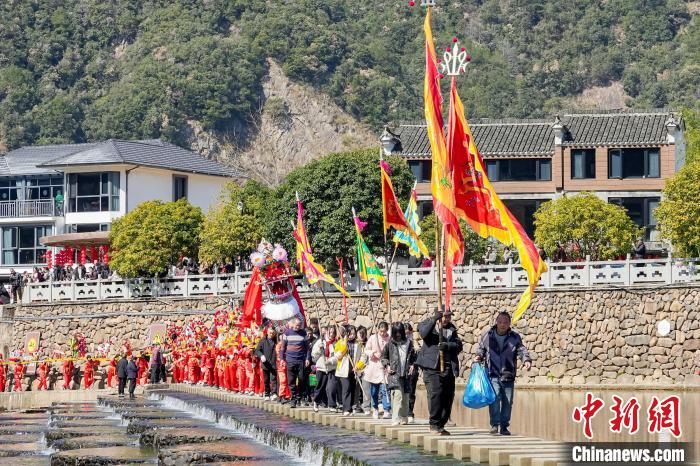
561, 112, 670, 146
0, 139, 238, 177
391, 110, 678, 159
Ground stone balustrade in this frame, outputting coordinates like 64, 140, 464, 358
21, 256, 700, 303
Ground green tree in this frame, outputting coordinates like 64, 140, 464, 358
533, 193, 642, 260
198, 181, 270, 266
655, 163, 700, 257
265, 148, 413, 267
418, 213, 492, 265
110, 199, 203, 277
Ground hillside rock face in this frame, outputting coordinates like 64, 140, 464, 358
185, 60, 376, 186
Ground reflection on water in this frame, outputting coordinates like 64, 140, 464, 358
414, 386, 699, 443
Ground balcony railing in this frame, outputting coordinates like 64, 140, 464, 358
0, 200, 60, 218
20, 256, 700, 304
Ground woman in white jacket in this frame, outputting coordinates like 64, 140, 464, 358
311, 327, 329, 412
335, 325, 362, 416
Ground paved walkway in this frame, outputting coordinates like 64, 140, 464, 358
155, 384, 571, 466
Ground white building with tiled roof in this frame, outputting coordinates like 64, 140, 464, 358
0, 139, 241, 277
382, 109, 685, 244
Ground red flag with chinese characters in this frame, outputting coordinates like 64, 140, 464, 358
448, 77, 547, 322
240, 267, 262, 327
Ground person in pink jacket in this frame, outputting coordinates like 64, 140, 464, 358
363, 321, 391, 419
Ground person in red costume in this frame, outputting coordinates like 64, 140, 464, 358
37, 361, 49, 390
12, 360, 25, 391
107, 357, 117, 388
171, 351, 181, 383
229, 350, 239, 392
206, 348, 215, 386
216, 353, 225, 389
237, 349, 247, 393
187, 350, 200, 384
0, 357, 6, 392
137, 354, 149, 386
83, 356, 97, 389
62, 358, 74, 390
276, 338, 291, 401
200, 351, 210, 386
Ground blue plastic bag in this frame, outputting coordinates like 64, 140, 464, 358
462, 363, 496, 409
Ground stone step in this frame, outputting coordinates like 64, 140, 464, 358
489, 446, 568, 466
436, 434, 519, 456
471, 442, 565, 463
451, 437, 541, 461
409, 427, 480, 448
508, 452, 571, 466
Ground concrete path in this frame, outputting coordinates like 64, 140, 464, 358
164, 384, 571, 465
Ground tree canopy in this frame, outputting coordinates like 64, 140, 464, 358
655, 163, 700, 257
533, 193, 642, 261
198, 181, 270, 267
265, 148, 414, 268
109, 199, 203, 277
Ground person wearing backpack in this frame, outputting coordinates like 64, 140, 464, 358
474, 311, 532, 436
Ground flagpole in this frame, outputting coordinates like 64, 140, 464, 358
379, 149, 393, 325
435, 214, 444, 373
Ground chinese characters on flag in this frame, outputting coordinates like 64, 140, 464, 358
572, 393, 682, 439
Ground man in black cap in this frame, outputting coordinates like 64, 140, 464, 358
415, 307, 463, 435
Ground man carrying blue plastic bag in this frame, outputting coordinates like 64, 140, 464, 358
474, 311, 532, 436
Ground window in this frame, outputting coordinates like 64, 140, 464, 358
608, 197, 661, 240
571, 149, 596, 179
65, 223, 111, 233
484, 158, 551, 182
407, 160, 431, 183
67, 172, 120, 212
0, 176, 63, 202
1, 225, 51, 265
173, 175, 188, 201
608, 148, 660, 179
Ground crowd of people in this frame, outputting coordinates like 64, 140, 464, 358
4, 308, 533, 436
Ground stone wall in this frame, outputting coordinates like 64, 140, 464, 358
7, 284, 700, 386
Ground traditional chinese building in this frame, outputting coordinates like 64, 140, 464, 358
382, 109, 685, 246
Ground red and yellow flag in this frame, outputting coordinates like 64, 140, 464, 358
293, 196, 350, 298
448, 77, 547, 322
424, 9, 463, 308
294, 194, 312, 273
380, 159, 410, 234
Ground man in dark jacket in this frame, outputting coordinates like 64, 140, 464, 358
149, 346, 163, 384
126, 354, 139, 399
416, 308, 463, 435
255, 327, 278, 400
280, 317, 311, 408
116, 354, 129, 397
475, 311, 532, 436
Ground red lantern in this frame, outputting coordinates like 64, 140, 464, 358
90, 246, 98, 263
103, 246, 110, 264
79, 245, 87, 265
66, 247, 74, 267
45, 250, 53, 268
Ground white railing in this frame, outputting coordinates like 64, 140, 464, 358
20, 256, 700, 304
0, 200, 59, 217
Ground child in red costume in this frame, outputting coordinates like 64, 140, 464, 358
171, 351, 181, 383
200, 351, 210, 386
37, 361, 49, 390
229, 350, 239, 392
83, 356, 97, 389
12, 361, 25, 391
187, 351, 200, 384
276, 339, 291, 400
62, 359, 74, 390
206, 349, 216, 386
216, 353, 225, 389
138, 355, 148, 385
107, 358, 117, 388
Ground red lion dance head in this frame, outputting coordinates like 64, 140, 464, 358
240, 240, 305, 329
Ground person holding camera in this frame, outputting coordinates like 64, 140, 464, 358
474, 311, 532, 436
415, 307, 463, 435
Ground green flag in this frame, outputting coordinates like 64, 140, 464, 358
354, 215, 386, 287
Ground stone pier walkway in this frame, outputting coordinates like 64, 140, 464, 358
156, 384, 571, 466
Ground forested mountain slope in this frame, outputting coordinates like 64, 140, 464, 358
0, 0, 696, 182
